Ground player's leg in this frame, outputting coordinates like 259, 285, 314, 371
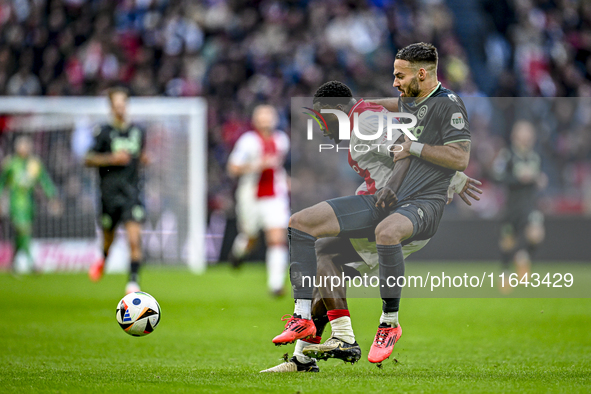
10, 204, 34, 272
13, 221, 33, 272
260, 289, 326, 373
272, 201, 341, 344
368, 199, 443, 364
366, 212, 412, 363
499, 224, 516, 272
89, 206, 118, 282
302, 237, 362, 363
124, 220, 143, 293
518, 210, 545, 279
264, 227, 288, 296
230, 195, 259, 268
261, 197, 290, 295
498, 222, 517, 293
274, 195, 383, 345
229, 232, 258, 268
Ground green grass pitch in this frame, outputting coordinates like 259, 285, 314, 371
1, 263, 590, 393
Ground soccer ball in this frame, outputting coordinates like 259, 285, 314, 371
116, 292, 161, 337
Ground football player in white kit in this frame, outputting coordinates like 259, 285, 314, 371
227, 105, 290, 296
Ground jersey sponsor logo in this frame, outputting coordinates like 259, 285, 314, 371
110, 127, 142, 155
409, 126, 424, 138
417, 105, 428, 120
450, 112, 465, 130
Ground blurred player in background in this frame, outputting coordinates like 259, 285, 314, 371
493, 121, 546, 286
0, 136, 58, 273
227, 105, 290, 296
85, 87, 149, 294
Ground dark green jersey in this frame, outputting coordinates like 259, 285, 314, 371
90, 123, 146, 203
0, 155, 56, 218
396, 84, 471, 202
493, 146, 542, 216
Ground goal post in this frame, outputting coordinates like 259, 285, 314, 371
0, 97, 208, 273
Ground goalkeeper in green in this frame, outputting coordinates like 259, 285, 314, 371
0, 136, 57, 272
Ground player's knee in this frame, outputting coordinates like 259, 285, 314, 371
375, 222, 402, 245
289, 211, 310, 233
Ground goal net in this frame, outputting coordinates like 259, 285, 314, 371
0, 97, 207, 273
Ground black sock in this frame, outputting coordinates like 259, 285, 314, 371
501, 251, 513, 272
313, 312, 329, 338
527, 243, 538, 258
129, 261, 141, 283
378, 244, 404, 313
288, 228, 317, 299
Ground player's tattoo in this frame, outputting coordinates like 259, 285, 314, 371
456, 141, 471, 153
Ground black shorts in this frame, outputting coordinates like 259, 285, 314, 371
100, 197, 145, 231
326, 194, 445, 244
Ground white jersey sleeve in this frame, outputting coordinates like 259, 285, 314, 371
353, 111, 402, 159
228, 132, 260, 167
274, 131, 290, 160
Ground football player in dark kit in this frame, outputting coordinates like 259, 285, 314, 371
85, 87, 149, 294
270, 42, 472, 366
493, 120, 546, 288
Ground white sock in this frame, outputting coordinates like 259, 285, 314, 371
380, 311, 399, 327
330, 316, 355, 344
294, 299, 312, 320
293, 339, 313, 364
231, 233, 249, 259
266, 245, 287, 292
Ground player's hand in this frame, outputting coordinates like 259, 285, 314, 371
110, 151, 132, 166
453, 177, 483, 206
259, 155, 280, 170
392, 135, 412, 162
375, 186, 398, 210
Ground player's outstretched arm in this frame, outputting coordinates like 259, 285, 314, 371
447, 172, 482, 206
364, 98, 399, 112
85, 151, 131, 167
394, 138, 470, 172
38, 161, 57, 199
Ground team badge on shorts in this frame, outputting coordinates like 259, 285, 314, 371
417, 208, 424, 219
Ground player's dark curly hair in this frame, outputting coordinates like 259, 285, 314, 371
313, 81, 353, 106
396, 42, 438, 66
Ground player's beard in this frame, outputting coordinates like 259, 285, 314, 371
400, 77, 421, 102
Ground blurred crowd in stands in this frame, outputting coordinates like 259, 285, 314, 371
1, 0, 590, 217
